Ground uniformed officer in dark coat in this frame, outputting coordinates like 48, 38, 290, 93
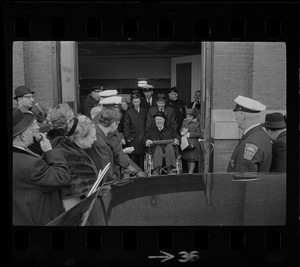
165, 87, 186, 134
227, 95, 272, 172
81, 86, 103, 117
262, 112, 286, 172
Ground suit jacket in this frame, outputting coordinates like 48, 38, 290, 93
227, 125, 272, 172
270, 131, 286, 172
123, 106, 147, 154
85, 124, 115, 183
146, 106, 177, 130
140, 96, 156, 111
13, 147, 70, 225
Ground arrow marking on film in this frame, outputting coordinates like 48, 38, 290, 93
148, 250, 175, 262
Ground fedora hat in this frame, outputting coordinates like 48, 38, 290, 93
153, 111, 166, 120
13, 108, 34, 138
14, 86, 35, 99
262, 112, 286, 129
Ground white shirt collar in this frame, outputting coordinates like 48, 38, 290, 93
244, 123, 260, 135
13, 145, 26, 151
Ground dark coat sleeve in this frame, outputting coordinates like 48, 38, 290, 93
123, 110, 131, 140
30, 149, 71, 192
271, 141, 286, 172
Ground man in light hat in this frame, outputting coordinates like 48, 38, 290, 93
145, 111, 180, 175
227, 95, 272, 172
140, 84, 156, 111
81, 86, 103, 117
262, 112, 286, 172
14, 86, 35, 113
146, 93, 177, 131
12, 108, 70, 225
166, 86, 186, 134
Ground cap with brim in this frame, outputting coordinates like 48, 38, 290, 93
168, 86, 178, 94
90, 86, 103, 92
13, 108, 34, 137
99, 96, 122, 109
153, 111, 166, 120
261, 112, 286, 129
14, 86, 35, 99
99, 89, 118, 98
233, 95, 266, 113
142, 84, 154, 91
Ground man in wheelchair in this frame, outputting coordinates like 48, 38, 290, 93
145, 111, 181, 175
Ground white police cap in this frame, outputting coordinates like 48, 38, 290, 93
99, 89, 118, 98
99, 96, 122, 108
233, 95, 266, 113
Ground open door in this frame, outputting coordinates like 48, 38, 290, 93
171, 49, 212, 173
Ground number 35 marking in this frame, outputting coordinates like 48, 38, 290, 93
178, 251, 200, 262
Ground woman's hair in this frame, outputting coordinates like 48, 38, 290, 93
69, 115, 95, 142
50, 103, 75, 130
31, 103, 49, 123
98, 107, 121, 127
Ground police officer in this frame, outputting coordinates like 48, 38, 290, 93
81, 86, 103, 117
262, 112, 286, 172
227, 95, 272, 172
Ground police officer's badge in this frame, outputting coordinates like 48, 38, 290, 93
243, 143, 258, 160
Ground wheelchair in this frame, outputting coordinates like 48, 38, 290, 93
144, 139, 182, 176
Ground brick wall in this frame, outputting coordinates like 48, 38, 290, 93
252, 42, 286, 110
23, 41, 57, 107
211, 42, 286, 172
212, 42, 254, 109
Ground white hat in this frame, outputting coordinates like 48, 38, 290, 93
99, 89, 118, 98
99, 96, 122, 108
142, 84, 154, 90
233, 95, 266, 113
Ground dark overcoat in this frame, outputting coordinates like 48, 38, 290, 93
146, 106, 177, 130
166, 99, 186, 131
180, 118, 203, 161
226, 125, 272, 172
13, 147, 70, 225
81, 94, 99, 117
270, 131, 286, 172
140, 96, 156, 111
85, 124, 115, 183
123, 106, 147, 154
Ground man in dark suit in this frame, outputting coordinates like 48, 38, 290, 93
146, 93, 177, 130
13, 108, 70, 225
145, 111, 180, 175
140, 84, 156, 111
123, 93, 147, 170
187, 90, 201, 117
227, 95, 272, 172
262, 112, 286, 172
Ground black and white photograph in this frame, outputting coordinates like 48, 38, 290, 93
12, 41, 287, 227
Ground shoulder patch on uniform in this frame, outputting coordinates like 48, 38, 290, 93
243, 143, 259, 160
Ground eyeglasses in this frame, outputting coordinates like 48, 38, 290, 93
23, 95, 35, 100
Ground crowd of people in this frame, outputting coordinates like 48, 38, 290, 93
12, 84, 286, 225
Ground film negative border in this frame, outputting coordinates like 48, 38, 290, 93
4, 1, 300, 266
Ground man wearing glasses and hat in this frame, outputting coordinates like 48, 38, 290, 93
14, 86, 36, 113
227, 95, 272, 172
81, 86, 103, 117
12, 108, 70, 225
262, 112, 286, 172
